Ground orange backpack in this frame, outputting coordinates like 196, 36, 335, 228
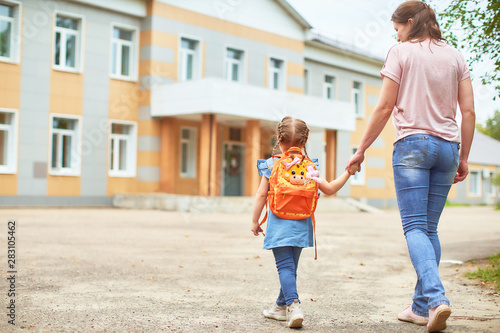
259, 147, 322, 259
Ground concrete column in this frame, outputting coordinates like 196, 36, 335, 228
160, 117, 176, 193
245, 120, 261, 196
325, 129, 337, 189
199, 114, 217, 196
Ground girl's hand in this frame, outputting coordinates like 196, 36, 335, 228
347, 162, 359, 175
251, 221, 263, 236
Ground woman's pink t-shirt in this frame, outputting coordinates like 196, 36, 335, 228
380, 40, 470, 143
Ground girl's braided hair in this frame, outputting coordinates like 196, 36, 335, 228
271, 116, 310, 158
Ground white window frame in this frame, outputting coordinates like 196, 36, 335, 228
0, 108, 18, 174
224, 46, 245, 83
468, 170, 481, 197
350, 146, 365, 186
180, 126, 197, 178
110, 22, 139, 81
323, 74, 336, 100
48, 114, 82, 176
179, 35, 201, 82
352, 80, 364, 118
53, 11, 85, 73
268, 56, 285, 91
488, 172, 496, 197
108, 120, 137, 178
0, 0, 21, 64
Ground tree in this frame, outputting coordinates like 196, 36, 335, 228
476, 110, 500, 141
434, 0, 500, 98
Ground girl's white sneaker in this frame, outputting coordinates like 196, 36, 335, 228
263, 303, 287, 321
286, 300, 304, 328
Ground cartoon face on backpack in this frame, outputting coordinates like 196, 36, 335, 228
283, 164, 307, 185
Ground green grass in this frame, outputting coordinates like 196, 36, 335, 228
464, 253, 500, 290
444, 200, 470, 207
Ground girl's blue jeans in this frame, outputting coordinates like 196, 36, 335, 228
272, 246, 302, 306
393, 134, 459, 316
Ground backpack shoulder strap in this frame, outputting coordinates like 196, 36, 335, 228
258, 199, 268, 236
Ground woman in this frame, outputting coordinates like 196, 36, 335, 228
346, 1, 475, 332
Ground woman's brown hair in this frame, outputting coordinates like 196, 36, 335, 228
272, 116, 310, 158
392, 1, 445, 43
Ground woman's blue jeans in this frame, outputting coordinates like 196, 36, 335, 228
272, 246, 302, 306
393, 134, 459, 316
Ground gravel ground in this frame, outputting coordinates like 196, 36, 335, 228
0, 206, 499, 332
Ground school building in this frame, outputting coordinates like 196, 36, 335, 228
448, 131, 500, 205
0, 0, 495, 208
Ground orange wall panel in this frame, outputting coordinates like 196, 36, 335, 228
47, 175, 81, 196
0, 174, 17, 195
140, 30, 178, 49
137, 181, 160, 193
137, 151, 161, 167
139, 60, 177, 80
107, 177, 138, 196
50, 70, 84, 115
138, 119, 161, 136
108, 79, 141, 120
0, 63, 21, 109
287, 62, 304, 77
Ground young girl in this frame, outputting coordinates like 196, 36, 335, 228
251, 116, 358, 328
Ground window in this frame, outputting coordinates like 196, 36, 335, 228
324, 75, 336, 100
304, 69, 309, 95
269, 57, 284, 90
0, 1, 20, 63
229, 128, 242, 142
0, 109, 17, 174
111, 24, 138, 80
488, 172, 496, 196
109, 121, 137, 177
180, 37, 200, 81
225, 47, 244, 82
50, 116, 81, 175
54, 13, 83, 71
350, 147, 365, 185
469, 171, 481, 196
180, 127, 197, 178
352, 81, 363, 117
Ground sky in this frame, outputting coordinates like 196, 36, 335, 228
286, 0, 500, 124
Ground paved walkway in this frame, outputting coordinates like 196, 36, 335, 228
1, 206, 499, 332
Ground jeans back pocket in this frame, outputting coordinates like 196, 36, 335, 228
400, 136, 428, 167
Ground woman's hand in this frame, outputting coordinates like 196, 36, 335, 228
453, 159, 469, 184
346, 151, 364, 173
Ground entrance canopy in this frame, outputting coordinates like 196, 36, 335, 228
151, 77, 355, 131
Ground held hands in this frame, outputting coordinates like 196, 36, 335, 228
346, 151, 364, 175
347, 162, 359, 176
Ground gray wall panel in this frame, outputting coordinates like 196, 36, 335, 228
18, 0, 53, 196
149, 16, 304, 87
137, 166, 160, 182
138, 136, 161, 151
